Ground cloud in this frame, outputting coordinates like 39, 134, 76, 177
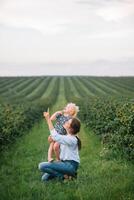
88, 29, 134, 39
0, 0, 72, 35
95, 1, 134, 21
76, 0, 134, 21
0, 0, 134, 75
76, 0, 133, 6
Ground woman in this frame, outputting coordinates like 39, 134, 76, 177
38, 111, 81, 181
47, 103, 79, 162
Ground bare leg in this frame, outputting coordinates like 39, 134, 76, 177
48, 142, 55, 162
53, 142, 60, 161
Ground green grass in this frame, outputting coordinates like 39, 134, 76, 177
79, 127, 134, 200
0, 121, 133, 200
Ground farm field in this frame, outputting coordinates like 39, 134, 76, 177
0, 76, 134, 103
0, 76, 134, 200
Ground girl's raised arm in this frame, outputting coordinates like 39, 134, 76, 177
43, 112, 54, 131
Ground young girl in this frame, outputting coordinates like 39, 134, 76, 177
47, 103, 79, 162
39, 111, 81, 181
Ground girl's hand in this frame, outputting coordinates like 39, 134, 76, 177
50, 110, 63, 121
57, 111, 63, 115
43, 112, 50, 120
43, 112, 54, 131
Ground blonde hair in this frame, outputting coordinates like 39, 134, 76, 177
65, 103, 79, 117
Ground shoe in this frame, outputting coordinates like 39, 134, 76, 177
41, 173, 54, 181
63, 172, 77, 181
48, 158, 54, 162
73, 172, 77, 179
64, 174, 69, 179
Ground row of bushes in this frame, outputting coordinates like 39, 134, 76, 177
0, 77, 60, 150
77, 97, 134, 162
0, 102, 48, 150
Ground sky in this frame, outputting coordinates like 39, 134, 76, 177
0, 0, 134, 76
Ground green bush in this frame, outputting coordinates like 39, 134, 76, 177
0, 102, 47, 150
78, 97, 134, 161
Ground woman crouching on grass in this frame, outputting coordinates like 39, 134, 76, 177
38, 111, 81, 182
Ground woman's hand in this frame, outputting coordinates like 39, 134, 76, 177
48, 136, 54, 143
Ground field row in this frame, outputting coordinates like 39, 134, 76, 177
0, 77, 59, 103
0, 76, 134, 103
0, 77, 60, 148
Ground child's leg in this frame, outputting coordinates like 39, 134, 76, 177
48, 142, 55, 162
53, 142, 60, 161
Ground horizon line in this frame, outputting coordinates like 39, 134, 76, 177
0, 75, 134, 77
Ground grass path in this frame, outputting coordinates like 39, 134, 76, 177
0, 123, 133, 200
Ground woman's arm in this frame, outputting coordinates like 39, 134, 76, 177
50, 129, 77, 146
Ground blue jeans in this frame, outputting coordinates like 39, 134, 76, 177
38, 160, 79, 181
